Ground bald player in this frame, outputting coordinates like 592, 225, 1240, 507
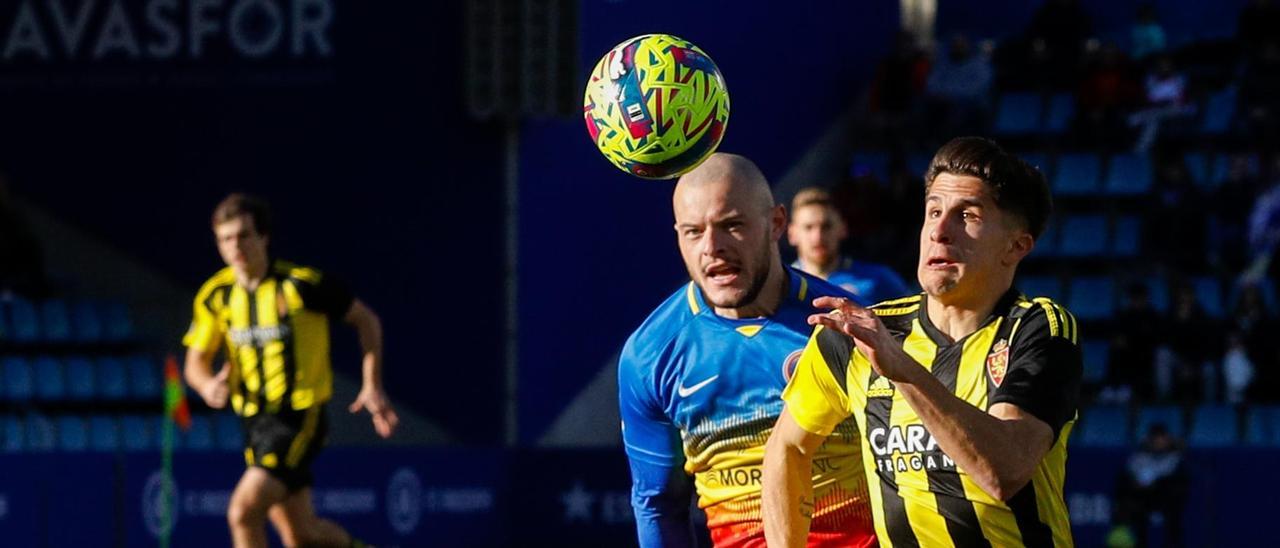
618, 153, 877, 547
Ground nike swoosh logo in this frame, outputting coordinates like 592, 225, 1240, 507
677, 375, 719, 398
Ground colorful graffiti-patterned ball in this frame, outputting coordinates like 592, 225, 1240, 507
583, 34, 730, 180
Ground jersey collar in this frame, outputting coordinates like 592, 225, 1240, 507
917, 287, 1021, 346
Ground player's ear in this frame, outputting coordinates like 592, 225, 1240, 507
1006, 230, 1034, 265
771, 204, 787, 240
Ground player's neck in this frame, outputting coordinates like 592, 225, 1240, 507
801, 255, 840, 279
714, 260, 787, 319
924, 284, 1009, 343
234, 261, 270, 290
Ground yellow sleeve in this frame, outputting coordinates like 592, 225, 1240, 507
781, 325, 853, 436
182, 291, 223, 352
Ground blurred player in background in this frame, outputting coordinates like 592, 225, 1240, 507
184, 193, 398, 548
619, 154, 876, 547
788, 187, 912, 305
764, 137, 1081, 546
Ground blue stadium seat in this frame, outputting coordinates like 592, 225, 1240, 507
97, 357, 128, 400
1111, 216, 1141, 257
40, 299, 71, 343
1043, 93, 1075, 134
1058, 215, 1108, 257
58, 416, 88, 452
71, 301, 103, 343
1018, 275, 1063, 301
3, 357, 34, 402
1245, 406, 1280, 446
1145, 277, 1171, 313
1201, 86, 1236, 134
89, 416, 120, 452
1067, 277, 1115, 320
1, 416, 22, 453
26, 414, 56, 452
1081, 340, 1109, 383
994, 92, 1042, 134
7, 297, 39, 343
1188, 405, 1237, 447
128, 355, 161, 401
849, 151, 890, 181
1053, 153, 1102, 195
1194, 277, 1225, 318
1135, 405, 1184, 442
121, 415, 155, 452
1104, 154, 1153, 195
1030, 221, 1058, 258
102, 301, 135, 342
65, 357, 95, 401
1184, 152, 1211, 190
1080, 405, 1129, 447
1227, 280, 1280, 317
33, 356, 65, 401
183, 415, 215, 452
215, 413, 242, 451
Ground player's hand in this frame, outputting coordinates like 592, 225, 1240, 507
199, 365, 229, 409
350, 385, 399, 439
807, 296, 913, 382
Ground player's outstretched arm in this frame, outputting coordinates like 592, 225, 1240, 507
344, 299, 398, 438
762, 407, 826, 548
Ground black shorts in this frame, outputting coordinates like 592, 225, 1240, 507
241, 406, 328, 492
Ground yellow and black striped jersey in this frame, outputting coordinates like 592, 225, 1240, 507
183, 260, 353, 417
782, 290, 1082, 547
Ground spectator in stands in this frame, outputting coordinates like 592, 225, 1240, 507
1147, 159, 1207, 272
1104, 283, 1161, 403
1231, 283, 1279, 402
1128, 55, 1195, 151
1130, 3, 1167, 61
1113, 423, 1189, 548
1223, 331, 1256, 404
787, 187, 912, 304
925, 34, 993, 139
1243, 168, 1280, 282
866, 31, 930, 143
1159, 283, 1222, 403
1211, 154, 1262, 271
1075, 42, 1140, 149
0, 173, 48, 298
1026, 0, 1094, 84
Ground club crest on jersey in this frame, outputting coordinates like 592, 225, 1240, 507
987, 339, 1010, 387
781, 349, 803, 382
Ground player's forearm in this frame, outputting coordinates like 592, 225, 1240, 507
762, 434, 815, 548
352, 309, 384, 387
891, 356, 1040, 500
183, 349, 215, 390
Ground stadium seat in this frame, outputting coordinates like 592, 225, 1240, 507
33, 356, 66, 401
3, 357, 35, 402
71, 301, 104, 343
1030, 221, 1058, 258
215, 413, 242, 451
849, 151, 890, 181
121, 415, 155, 452
58, 416, 88, 452
1135, 405, 1184, 441
26, 414, 56, 452
1018, 275, 1063, 301
1104, 154, 1153, 195
1200, 86, 1236, 134
97, 357, 128, 400
1111, 216, 1141, 257
1080, 405, 1129, 447
88, 416, 120, 452
1188, 405, 1237, 447
1067, 277, 1115, 320
994, 92, 1041, 134
7, 297, 40, 343
1194, 277, 1225, 318
102, 301, 135, 342
65, 357, 95, 401
1, 416, 22, 453
183, 415, 215, 452
1184, 152, 1212, 190
1081, 339, 1109, 383
1043, 93, 1075, 134
1145, 276, 1171, 313
1058, 215, 1108, 257
1053, 153, 1102, 195
40, 299, 71, 343
127, 355, 161, 401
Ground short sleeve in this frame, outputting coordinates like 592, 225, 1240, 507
292, 272, 355, 319
183, 288, 224, 352
782, 325, 854, 437
989, 304, 1083, 439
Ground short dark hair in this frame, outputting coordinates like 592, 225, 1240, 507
212, 193, 271, 236
924, 137, 1053, 239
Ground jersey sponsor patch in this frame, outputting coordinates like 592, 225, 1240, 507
987, 338, 1009, 387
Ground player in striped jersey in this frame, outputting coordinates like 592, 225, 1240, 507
184, 193, 397, 548
764, 137, 1081, 547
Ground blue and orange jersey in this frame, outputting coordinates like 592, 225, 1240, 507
619, 267, 876, 547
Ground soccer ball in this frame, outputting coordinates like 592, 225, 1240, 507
583, 34, 730, 179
